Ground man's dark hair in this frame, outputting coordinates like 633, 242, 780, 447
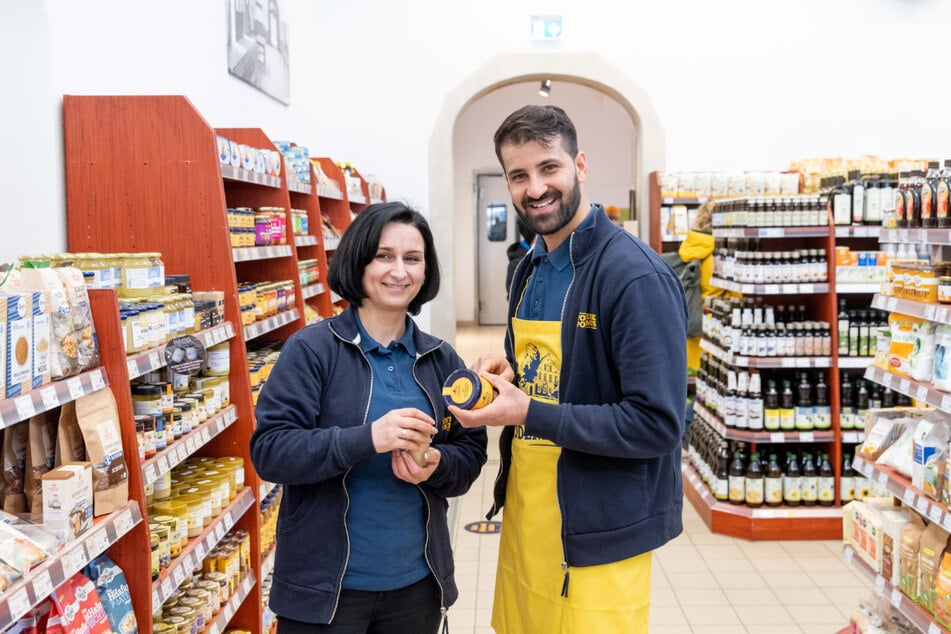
493, 105, 579, 166
327, 201, 440, 316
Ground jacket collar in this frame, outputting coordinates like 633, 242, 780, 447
328, 305, 443, 356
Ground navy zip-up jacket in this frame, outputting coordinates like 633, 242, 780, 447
489, 205, 687, 567
250, 307, 488, 625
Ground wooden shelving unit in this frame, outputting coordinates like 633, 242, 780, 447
60, 94, 386, 634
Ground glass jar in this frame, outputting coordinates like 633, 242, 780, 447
132, 384, 162, 417
203, 342, 230, 377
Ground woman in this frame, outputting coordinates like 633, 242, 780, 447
250, 202, 488, 633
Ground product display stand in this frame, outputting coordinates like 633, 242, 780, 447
647, 171, 709, 253
61, 94, 383, 634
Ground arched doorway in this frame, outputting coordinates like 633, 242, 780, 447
429, 52, 666, 344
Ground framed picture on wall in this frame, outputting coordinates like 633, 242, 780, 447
226, 0, 290, 105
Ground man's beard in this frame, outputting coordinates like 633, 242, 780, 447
517, 176, 581, 236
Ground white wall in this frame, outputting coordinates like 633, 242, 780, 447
3, 0, 950, 335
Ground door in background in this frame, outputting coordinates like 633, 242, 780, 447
476, 173, 515, 325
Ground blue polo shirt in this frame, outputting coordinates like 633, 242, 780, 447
342, 316, 433, 590
516, 209, 595, 321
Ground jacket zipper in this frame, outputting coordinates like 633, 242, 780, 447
556, 231, 578, 598
328, 334, 374, 623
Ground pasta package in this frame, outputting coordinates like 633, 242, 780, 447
86, 554, 137, 634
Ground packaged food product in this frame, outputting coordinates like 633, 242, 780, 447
85, 554, 137, 634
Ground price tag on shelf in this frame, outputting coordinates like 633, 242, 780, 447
224, 603, 235, 622
770, 432, 785, 443
144, 464, 157, 486
795, 358, 809, 368
33, 570, 53, 600
782, 284, 798, 295
943, 514, 951, 534
14, 395, 36, 420
853, 456, 865, 470
161, 576, 173, 599
925, 304, 938, 321
209, 624, 220, 634
800, 432, 814, 443
900, 379, 911, 394
225, 323, 235, 338
843, 432, 859, 444
929, 623, 941, 634
899, 229, 910, 243
887, 297, 898, 312
943, 395, 951, 412
216, 418, 226, 434
185, 436, 196, 454
872, 295, 885, 310
930, 505, 944, 525
172, 565, 185, 586
224, 511, 234, 529
149, 351, 162, 370
85, 529, 111, 558
875, 575, 885, 591
63, 546, 87, 577
764, 285, 781, 295
127, 359, 138, 377
8, 588, 30, 620
781, 358, 795, 367
903, 489, 917, 507
66, 376, 86, 401
201, 428, 211, 444
741, 285, 754, 294
843, 546, 854, 561
800, 284, 814, 294
194, 542, 206, 561
878, 471, 889, 486
90, 371, 105, 391
157, 455, 169, 475
215, 523, 226, 541
243, 576, 253, 593
917, 386, 931, 402
891, 587, 903, 608
115, 508, 134, 536
917, 497, 931, 517
40, 386, 59, 410
153, 589, 160, 608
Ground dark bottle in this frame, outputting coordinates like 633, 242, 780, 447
840, 455, 855, 503
896, 171, 908, 228
856, 380, 870, 430
801, 453, 818, 506
882, 387, 896, 409
745, 452, 765, 508
922, 161, 940, 228
715, 444, 729, 501
780, 380, 795, 431
840, 372, 855, 430
765, 453, 783, 507
814, 372, 831, 430
784, 453, 802, 506
818, 453, 835, 506
728, 452, 746, 505
795, 372, 813, 431
837, 298, 850, 357
858, 310, 871, 357
938, 160, 951, 228
869, 384, 882, 410
764, 379, 780, 431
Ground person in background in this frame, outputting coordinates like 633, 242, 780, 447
250, 202, 488, 634
505, 218, 536, 297
678, 200, 728, 374
451, 104, 687, 633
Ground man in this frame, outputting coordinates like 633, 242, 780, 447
449, 105, 687, 633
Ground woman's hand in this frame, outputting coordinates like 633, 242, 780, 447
392, 445, 441, 484
370, 408, 436, 454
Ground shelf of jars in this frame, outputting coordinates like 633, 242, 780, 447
713, 227, 830, 239
231, 245, 294, 263
150, 487, 255, 609
881, 228, 951, 245
0, 501, 143, 631
871, 294, 951, 324
293, 235, 319, 247
207, 573, 258, 634
843, 545, 951, 634
700, 339, 832, 369
864, 366, 951, 412
301, 283, 325, 300
836, 283, 883, 295
710, 278, 831, 295
693, 401, 836, 444
140, 405, 239, 489
220, 164, 282, 189
126, 322, 236, 381
0, 366, 109, 432
852, 455, 951, 533
243, 308, 300, 342
835, 226, 884, 239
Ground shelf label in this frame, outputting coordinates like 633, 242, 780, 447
8, 587, 30, 620
144, 464, 157, 486
127, 359, 138, 377
943, 395, 951, 412
40, 386, 59, 410
930, 505, 944, 525
764, 285, 781, 295
185, 436, 196, 454
152, 589, 160, 608
14, 395, 36, 419
115, 508, 134, 536
903, 489, 917, 507
215, 522, 226, 541
194, 542, 206, 561
33, 570, 53, 599
800, 432, 814, 443
209, 624, 220, 634
843, 432, 859, 444
872, 296, 885, 310
161, 576, 173, 599
917, 386, 931, 402
929, 623, 941, 634
770, 432, 785, 443
900, 379, 911, 393
85, 529, 111, 558
882, 372, 894, 388
224, 511, 234, 529
878, 471, 889, 486
916, 497, 931, 517
90, 371, 105, 391
63, 546, 87, 577
201, 428, 211, 444
887, 297, 898, 312
891, 587, 903, 608
800, 284, 814, 294
843, 546, 854, 561
795, 358, 809, 368
172, 565, 185, 586
182, 553, 194, 572
157, 455, 169, 475
149, 351, 162, 370
853, 456, 865, 470
925, 305, 938, 321
875, 575, 885, 591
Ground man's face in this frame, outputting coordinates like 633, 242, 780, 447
499, 136, 587, 237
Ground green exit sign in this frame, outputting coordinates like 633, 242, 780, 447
531, 15, 562, 41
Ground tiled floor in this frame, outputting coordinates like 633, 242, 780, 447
447, 324, 873, 633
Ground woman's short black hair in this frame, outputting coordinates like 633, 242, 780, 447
327, 201, 440, 316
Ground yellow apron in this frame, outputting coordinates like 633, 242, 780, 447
492, 316, 652, 634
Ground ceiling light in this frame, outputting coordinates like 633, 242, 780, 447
538, 79, 551, 97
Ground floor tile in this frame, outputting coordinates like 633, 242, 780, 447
681, 602, 743, 626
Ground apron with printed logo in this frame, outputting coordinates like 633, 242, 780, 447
492, 314, 652, 634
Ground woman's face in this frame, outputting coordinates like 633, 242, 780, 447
361, 221, 426, 314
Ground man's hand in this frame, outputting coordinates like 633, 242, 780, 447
450, 372, 530, 428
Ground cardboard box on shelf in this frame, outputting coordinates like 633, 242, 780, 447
42, 461, 93, 543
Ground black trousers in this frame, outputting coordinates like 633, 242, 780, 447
276, 575, 442, 634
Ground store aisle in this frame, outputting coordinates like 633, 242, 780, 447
447, 325, 872, 634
